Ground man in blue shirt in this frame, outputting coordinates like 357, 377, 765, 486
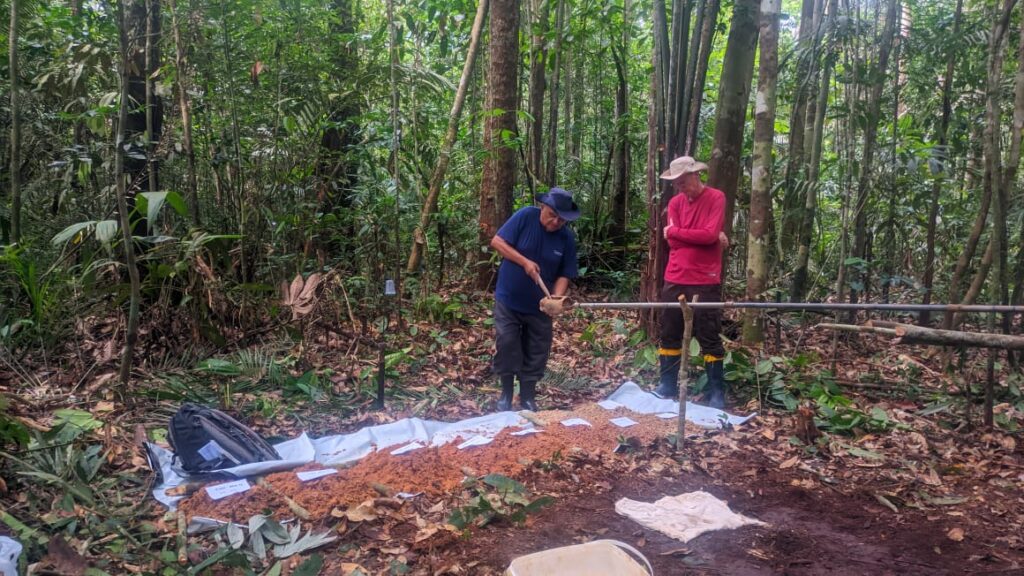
489, 188, 580, 411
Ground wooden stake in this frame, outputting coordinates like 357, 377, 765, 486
676, 294, 697, 452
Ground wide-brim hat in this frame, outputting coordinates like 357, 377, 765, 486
660, 156, 709, 180
536, 187, 581, 222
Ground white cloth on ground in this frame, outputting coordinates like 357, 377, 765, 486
615, 491, 766, 543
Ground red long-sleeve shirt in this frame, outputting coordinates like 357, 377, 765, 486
664, 185, 725, 285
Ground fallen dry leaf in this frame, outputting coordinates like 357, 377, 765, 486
43, 535, 87, 576
779, 455, 800, 469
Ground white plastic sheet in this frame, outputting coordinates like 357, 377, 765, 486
151, 413, 530, 510
615, 491, 766, 543
605, 381, 756, 429
150, 382, 757, 514
151, 432, 317, 509
0, 536, 21, 576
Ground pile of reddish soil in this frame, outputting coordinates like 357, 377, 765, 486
178, 403, 689, 523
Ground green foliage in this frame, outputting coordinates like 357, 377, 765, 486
448, 473, 554, 529
190, 514, 333, 574
725, 349, 894, 436
0, 394, 29, 448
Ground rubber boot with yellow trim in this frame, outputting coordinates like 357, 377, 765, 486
653, 349, 682, 399
703, 356, 726, 409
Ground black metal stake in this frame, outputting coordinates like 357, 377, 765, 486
375, 345, 386, 410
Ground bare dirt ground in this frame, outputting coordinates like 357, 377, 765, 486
310, 404, 1024, 575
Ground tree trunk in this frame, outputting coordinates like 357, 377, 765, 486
116, 0, 142, 389
609, 0, 631, 248
997, 0, 1024, 333
779, 0, 816, 254
168, 0, 199, 224
477, 0, 520, 290
544, 0, 566, 184
318, 0, 360, 218
950, 0, 1017, 331
407, 0, 489, 273
848, 0, 898, 305
680, 0, 705, 150
8, 0, 21, 244
667, 0, 691, 160
685, 0, 720, 155
125, 0, 162, 234
707, 0, 760, 252
791, 0, 836, 302
920, 0, 963, 325
527, 0, 550, 188
742, 0, 781, 345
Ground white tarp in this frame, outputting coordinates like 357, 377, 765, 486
606, 381, 757, 429
151, 382, 757, 512
0, 536, 21, 576
615, 491, 766, 543
151, 412, 530, 509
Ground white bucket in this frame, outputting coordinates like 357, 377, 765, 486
505, 539, 653, 576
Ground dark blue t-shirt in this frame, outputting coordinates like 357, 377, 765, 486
495, 206, 578, 315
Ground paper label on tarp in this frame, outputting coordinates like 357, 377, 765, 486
457, 435, 493, 449
391, 442, 425, 455
511, 428, 543, 436
610, 417, 638, 428
561, 418, 592, 427
206, 479, 251, 500
597, 400, 623, 410
198, 440, 224, 461
296, 468, 337, 482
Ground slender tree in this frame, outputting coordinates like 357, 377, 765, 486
477, 0, 520, 290
527, 0, 550, 188
920, 0, 963, 325
684, 0, 720, 155
779, 0, 817, 253
791, 0, 837, 301
115, 0, 142, 388
742, 0, 781, 344
125, 0, 162, 232
848, 0, 898, 305
317, 0, 360, 217
706, 0, 760, 248
609, 0, 631, 247
8, 0, 21, 243
544, 0, 566, 185
407, 0, 489, 273
168, 0, 199, 224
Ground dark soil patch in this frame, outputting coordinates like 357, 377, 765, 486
455, 450, 1024, 575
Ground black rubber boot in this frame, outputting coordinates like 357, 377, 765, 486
519, 381, 539, 412
703, 359, 726, 409
652, 354, 681, 399
496, 374, 515, 412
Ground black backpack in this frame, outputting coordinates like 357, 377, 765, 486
167, 404, 280, 474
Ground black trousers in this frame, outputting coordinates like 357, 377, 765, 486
659, 283, 725, 358
493, 300, 553, 383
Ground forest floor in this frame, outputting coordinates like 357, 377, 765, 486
1, 291, 1023, 575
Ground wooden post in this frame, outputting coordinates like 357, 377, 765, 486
676, 294, 697, 452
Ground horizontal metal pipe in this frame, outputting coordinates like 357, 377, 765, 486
575, 302, 1024, 313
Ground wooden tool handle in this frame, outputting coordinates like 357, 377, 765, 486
535, 276, 552, 298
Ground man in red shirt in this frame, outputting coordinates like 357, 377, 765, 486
653, 156, 728, 408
